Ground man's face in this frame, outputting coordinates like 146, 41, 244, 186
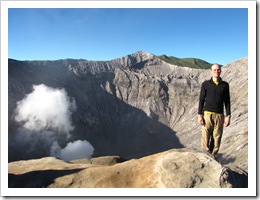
211, 64, 221, 78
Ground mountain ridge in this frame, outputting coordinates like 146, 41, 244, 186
8, 50, 214, 69
157, 54, 215, 69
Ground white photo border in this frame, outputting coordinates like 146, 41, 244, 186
1, 0, 256, 197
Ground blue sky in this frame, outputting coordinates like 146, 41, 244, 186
8, 8, 248, 65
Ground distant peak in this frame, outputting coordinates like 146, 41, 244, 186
131, 50, 152, 57
126, 51, 155, 61
134, 50, 149, 55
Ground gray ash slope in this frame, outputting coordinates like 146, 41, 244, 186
8, 51, 248, 172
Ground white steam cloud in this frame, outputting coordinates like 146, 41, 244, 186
50, 140, 94, 161
15, 84, 76, 137
13, 84, 94, 161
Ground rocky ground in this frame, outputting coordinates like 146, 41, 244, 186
8, 148, 247, 188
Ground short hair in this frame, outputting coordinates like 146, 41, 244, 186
211, 64, 221, 70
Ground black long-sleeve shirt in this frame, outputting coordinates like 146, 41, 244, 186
198, 77, 231, 116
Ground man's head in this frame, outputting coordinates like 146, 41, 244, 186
211, 64, 221, 80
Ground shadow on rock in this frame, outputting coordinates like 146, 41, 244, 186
219, 166, 248, 188
8, 168, 84, 188
217, 153, 236, 165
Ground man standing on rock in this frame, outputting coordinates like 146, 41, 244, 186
198, 64, 231, 160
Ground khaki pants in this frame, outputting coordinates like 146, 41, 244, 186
201, 113, 224, 156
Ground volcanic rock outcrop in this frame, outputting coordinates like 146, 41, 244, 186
7, 51, 248, 188
8, 148, 247, 188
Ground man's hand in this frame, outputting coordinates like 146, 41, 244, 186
224, 116, 231, 127
198, 115, 204, 125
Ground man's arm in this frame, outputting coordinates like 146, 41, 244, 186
198, 82, 206, 125
224, 83, 231, 127
198, 82, 206, 115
